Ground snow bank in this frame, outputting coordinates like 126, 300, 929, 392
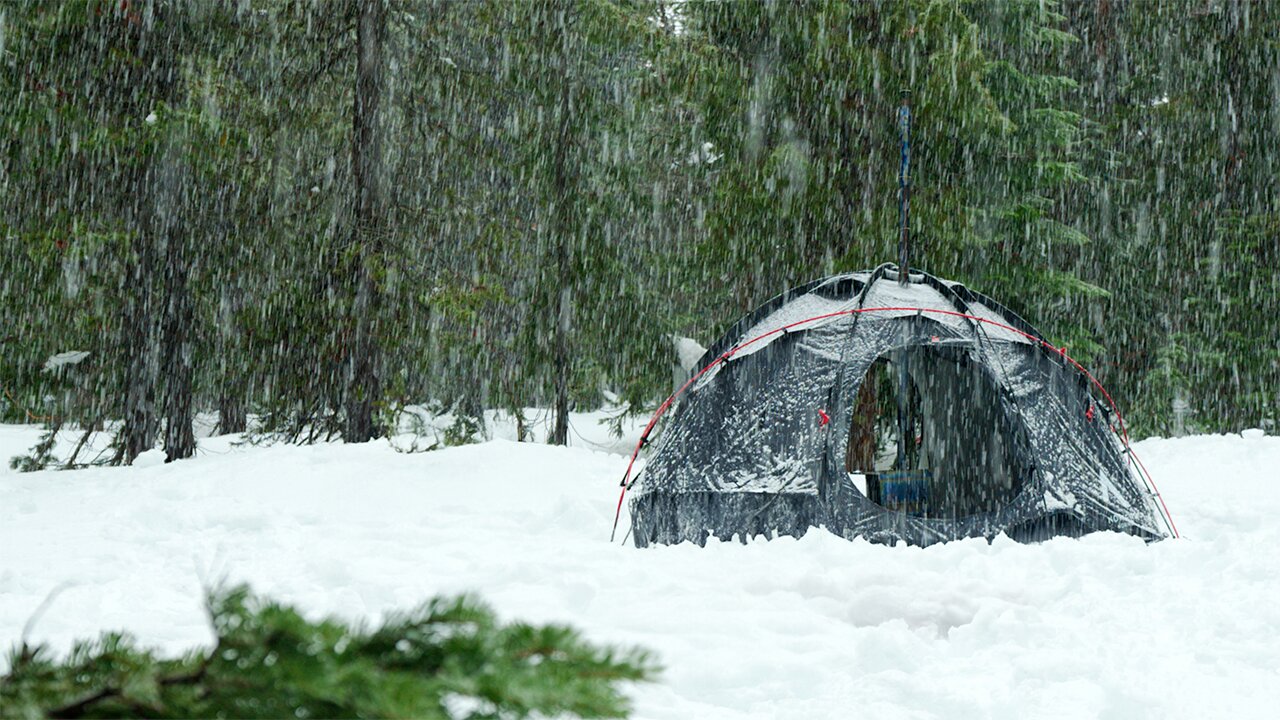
2, 422, 1279, 718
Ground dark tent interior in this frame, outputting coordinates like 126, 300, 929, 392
845, 345, 1032, 519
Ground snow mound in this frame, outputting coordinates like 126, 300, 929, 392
2, 423, 1279, 718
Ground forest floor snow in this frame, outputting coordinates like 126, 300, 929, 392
2, 417, 1279, 719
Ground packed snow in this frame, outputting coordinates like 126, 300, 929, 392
2, 417, 1279, 718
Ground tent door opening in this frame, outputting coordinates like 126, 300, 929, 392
844, 344, 1028, 518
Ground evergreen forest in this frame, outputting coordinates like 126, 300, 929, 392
2, 0, 1276, 465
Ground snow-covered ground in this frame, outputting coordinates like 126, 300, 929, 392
2, 417, 1279, 718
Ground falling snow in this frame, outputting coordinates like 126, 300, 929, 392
1, 1, 1277, 716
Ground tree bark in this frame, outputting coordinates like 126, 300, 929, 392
216, 283, 247, 435
218, 392, 247, 435
117, 223, 158, 465
161, 215, 196, 462
114, 2, 182, 465
1220, 0, 1245, 211
549, 33, 574, 448
344, 0, 386, 443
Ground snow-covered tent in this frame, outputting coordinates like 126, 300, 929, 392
622, 264, 1175, 547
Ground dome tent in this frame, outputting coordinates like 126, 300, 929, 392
618, 264, 1175, 548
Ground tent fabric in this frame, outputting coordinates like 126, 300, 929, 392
628, 265, 1168, 548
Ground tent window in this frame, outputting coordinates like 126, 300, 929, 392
845, 346, 1028, 518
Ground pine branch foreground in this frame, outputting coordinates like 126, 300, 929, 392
0, 585, 656, 719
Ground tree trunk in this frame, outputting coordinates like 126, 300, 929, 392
216, 284, 247, 435
117, 176, 158, 465
218, 395, 246, 435
161, 224, 196, 462
142, 118, 197, 464
551, 286, 571, 446
549, 46, 574, 447
344, 0, 385, 443
114, 2, 183, 465
1220, 0, 1245, 211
